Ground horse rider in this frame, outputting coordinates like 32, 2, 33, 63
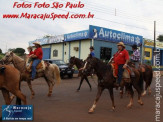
131, 44, 140, 69
29, 42, 43, 80
89, 46, 95, 57
27, 46, 34, 57
112, 42, 129, 87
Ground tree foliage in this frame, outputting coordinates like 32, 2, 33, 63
157, 35, 163, 42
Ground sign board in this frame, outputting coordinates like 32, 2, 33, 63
144, 39, 163, 48
89, 25, 143, 46
29, 35, 64, 46
64, 30, 89, 42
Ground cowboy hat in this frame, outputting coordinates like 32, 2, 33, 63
33, 41, 41, 46
117, 42, 125, 47
132, 44, 138, 49
89, 46, 94, 50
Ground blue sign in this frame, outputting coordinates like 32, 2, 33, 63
89, 25, 143, 45
2, 105, 33, 121
64, 30, 89, 42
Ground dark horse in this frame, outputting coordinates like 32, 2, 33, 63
128, 62, 153, 96
85, 56, 144, 113
69, 56, 92, 91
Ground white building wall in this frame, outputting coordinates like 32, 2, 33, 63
70, 41, 79, 58
51, 43, 63, 60
80, 40, 91, 60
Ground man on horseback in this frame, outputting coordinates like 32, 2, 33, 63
131, 44, 140, 69
89, 46, 95, 57
113, 42, 129, 86
29, 42, 43, 80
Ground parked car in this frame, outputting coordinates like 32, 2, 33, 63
44, 59, 74, 78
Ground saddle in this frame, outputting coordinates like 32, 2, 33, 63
26, 61, 44, 73
111, 63, 131, 83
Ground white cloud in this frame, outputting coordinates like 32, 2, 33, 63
0, 0, 163, 53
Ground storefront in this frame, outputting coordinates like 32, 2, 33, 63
29, 25, 143, 63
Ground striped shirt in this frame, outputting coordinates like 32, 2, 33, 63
131, 49, 140, 61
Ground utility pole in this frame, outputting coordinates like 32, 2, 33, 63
115, 8, 117, 16
153, 21, 156, 66
154, 21, 156, 51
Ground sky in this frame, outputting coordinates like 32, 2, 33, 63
0, 0, 163, 53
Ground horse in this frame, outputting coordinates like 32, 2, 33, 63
0, 64, 27, 105
2, 52, 61, 99
85, 55, 144, 113
128, 62, 153, 96
69, 56, 92, 92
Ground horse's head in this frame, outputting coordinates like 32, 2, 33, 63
69, 56, 76, 68
85, 54, 96, 71
2, 52, 14, 64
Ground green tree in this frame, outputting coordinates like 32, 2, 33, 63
0, 49, 2, 54
157, 34, 163, 42
13, 48, 25, 55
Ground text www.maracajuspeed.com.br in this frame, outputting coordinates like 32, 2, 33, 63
2, 12, 94, 20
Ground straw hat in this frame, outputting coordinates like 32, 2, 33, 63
33, 41, 41, 46
117, 42, 125, 47
89, 46, 94, 50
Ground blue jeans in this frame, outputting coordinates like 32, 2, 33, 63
31, 59, 41, 79
117, 64, 124, 84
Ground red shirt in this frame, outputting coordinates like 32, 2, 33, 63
28, 51, 34, 56
113, 49, 129, 65
34, 47, 43, 60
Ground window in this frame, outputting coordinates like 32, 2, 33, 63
100, 47, 112, 61
53, 50, 58, 57
145, 51, 150, 57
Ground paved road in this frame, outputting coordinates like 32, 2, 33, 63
0, 75, 163, 122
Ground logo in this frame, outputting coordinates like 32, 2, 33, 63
2, 105, 33, 121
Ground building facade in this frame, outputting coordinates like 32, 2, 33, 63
29, 25, 143, 63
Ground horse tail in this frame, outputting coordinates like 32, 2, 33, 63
54, 64, 61, 84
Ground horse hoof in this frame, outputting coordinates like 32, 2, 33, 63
30, 95, 34, 99
127, 104, 132, 109
76, 89, 80, 92
138, 101, 144, 106
111, 106, 115, 111
47, 93, 52, 97
88, 109, 94, 114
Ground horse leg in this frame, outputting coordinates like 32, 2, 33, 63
141, 82, 147, 96
44, 77, 53, 97
132, 81, 144, 106
120, 80, 125, 98
88, 86, 104, 113
27, 81, 35, 99
1, 89, 11, 105
108, 88, 115, 111
85, 76, 92, 91
77, 76, 84, 92
148, 87, 152, 95
10, 90, 27, 105
126, 84, 134, 108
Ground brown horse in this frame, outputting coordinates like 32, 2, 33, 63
128, 62, 153, 96
85, 56, 144, 113
2, 52, 61, 99
69, 56, 92, 91
0, 64, 27, 105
